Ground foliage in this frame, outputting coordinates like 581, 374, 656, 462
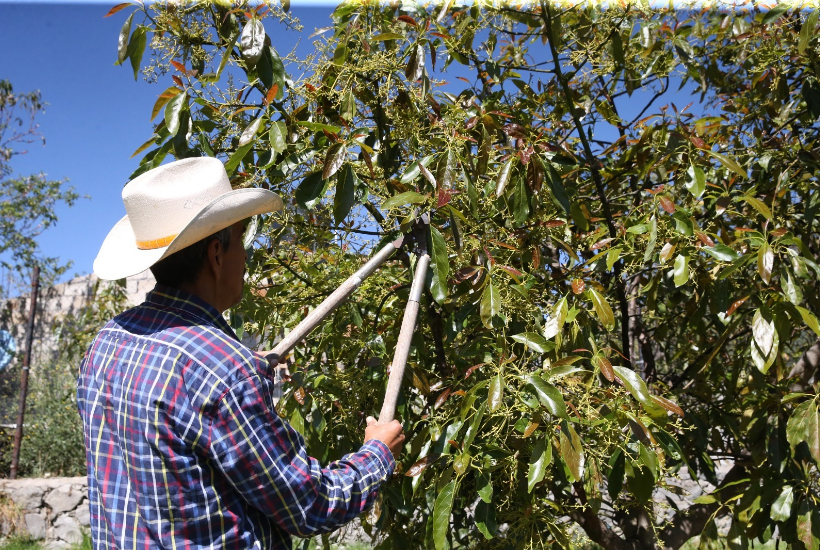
11, 280, 128, 478
113, 2, 820, 548
0, 80, 79, 297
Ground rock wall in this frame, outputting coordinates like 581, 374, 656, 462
0, 476, 87, 548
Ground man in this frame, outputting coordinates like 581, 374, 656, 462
78, 157, 404, 549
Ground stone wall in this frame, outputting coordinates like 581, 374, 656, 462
0, 476, 87, 548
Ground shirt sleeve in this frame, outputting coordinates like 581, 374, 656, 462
208, 371, 395, 538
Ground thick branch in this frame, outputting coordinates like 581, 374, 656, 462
658, 464, 748, 549
787, 337, 820, 392
569, 482, 646, 550
543, 4, 630, 366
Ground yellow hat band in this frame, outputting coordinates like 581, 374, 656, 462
136, 234, 178, 250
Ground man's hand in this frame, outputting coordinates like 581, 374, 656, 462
365, 417, 405, 460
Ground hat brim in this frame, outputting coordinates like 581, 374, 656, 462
94, 188, 282, 281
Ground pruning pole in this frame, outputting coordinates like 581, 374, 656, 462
265, 237, 404, 367
378, 253, 430, 424
10, 265, 40, 480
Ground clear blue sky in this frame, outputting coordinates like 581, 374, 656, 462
0, 1, 337, 282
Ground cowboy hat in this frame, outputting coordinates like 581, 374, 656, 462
93, 157, 282, 281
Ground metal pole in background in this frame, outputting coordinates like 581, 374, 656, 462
10, 265, 40, 479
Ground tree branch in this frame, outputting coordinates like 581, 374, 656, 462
787, 337, 820, 392
658, 463, 748, 550
543, 3, 631, 366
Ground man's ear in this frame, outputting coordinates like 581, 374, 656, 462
206, 237, 224, 278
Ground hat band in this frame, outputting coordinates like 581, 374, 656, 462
136, 233, 178, 250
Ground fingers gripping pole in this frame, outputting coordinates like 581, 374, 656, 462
266, 238, 403, 367
378, 254, 431, 424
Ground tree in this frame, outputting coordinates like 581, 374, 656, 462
0, 80, 79, 297
112, 2, 820, 548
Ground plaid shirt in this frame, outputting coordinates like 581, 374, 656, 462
77, 285, 394, 549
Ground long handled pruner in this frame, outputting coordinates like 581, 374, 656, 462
264, 215, 431, 424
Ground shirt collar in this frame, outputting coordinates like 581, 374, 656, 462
146, 284, 238, 340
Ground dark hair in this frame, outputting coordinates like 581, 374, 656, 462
150, 226, 233, 287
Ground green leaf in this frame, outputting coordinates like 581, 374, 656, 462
323, 143, 347, 181
543, 161, 571, 216
333, 164, 357, 224
527, 437, 552, 493
372, 32, 404, 41
224, 142, 253, 175
340, 88, 356, 121
477, 470, 493, 503
238, 117, 263, 147
269, 121, 287, 154
587, 288, 614, 330
799, 10, 818, 54
702, 243, 739, 262
761, 5, 788, 25
512, 333, 553, 354
382, 191, 426, 210
127, 26, 148, 81
436, 150, 457, 189
608, 450, 625, 499
612, 366, 665, 417
164, 92, 187, 137
704, 149, 747, 179
742, 196, 773, 220
559, 421, 584, 483
480, 280, 500, 329
525, 375, 568, 419
673, 254, 689, 288
399, 155, 435, 184
757, 242, 774, 284
116, 12, 134, 64
672, 212, 694, 236
684, 165, 706, 197
543, 296, 568, 340
295, 171, 326, 210
771, 485, 794, 522
432, 480, 456, 550
787, 400, 820, 464
643, 217, 657, 263
796, 499, 820, 550
752, 309, 775, 357
626, 224, 649, 234
463, 402, 486, 449
496, 158, 514, 197
257, 47, 286, 99
475, 500, 497, 540
240, 18, 265, 67
429, 226, 449, 304
795, 306, 820, 337
488, 374, 503, 413
782, 269, 803, 305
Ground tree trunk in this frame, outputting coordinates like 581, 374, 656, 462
787, 337, 820, 391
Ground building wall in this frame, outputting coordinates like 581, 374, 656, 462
0, 271, 156, 424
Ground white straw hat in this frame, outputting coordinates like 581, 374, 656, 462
93, 157, 282, 281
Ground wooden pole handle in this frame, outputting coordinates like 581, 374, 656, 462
265, 238, 402, 367
378, 254, 430, 424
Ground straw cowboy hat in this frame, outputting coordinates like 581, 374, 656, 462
94, 157, 282, 281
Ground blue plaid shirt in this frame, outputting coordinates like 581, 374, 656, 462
77, 285, 394, 549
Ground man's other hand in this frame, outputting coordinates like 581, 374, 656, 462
365, 417, 405, 460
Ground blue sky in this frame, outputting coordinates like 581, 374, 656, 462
0, 2, 337, 283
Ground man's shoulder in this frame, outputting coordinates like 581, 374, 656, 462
94, 301, 274, 393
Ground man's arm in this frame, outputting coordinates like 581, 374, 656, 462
208, 371, 402, 538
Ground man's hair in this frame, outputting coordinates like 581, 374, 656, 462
150, 226, 233, 287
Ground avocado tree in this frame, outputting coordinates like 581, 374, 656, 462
110, 1, 820, 548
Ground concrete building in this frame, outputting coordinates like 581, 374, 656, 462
0, 270, 156, 425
